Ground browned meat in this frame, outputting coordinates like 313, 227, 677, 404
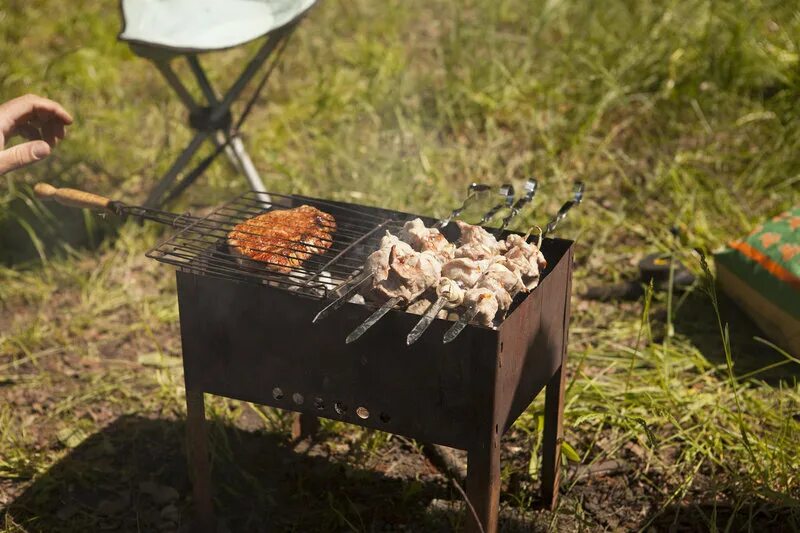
227, 205, 336, 273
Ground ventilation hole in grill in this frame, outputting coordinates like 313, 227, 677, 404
292, 393, 304, 405
380, 412, 391, 423
500, 342, 504, 352
356, 407, 370, 420
334, 402, 347, 415
272, 388, 283, 400
314, 397, 324, 410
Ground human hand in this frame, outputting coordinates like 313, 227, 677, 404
0, 94, 73, 175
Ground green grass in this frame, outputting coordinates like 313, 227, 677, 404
1, 0, 799, 531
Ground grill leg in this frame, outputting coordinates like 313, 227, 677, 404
186, 390, 215, 532
541, 362, 566, 510
465, 433, 501, 533
291, 413, 320, 440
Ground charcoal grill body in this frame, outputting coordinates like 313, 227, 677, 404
175, 231, 573, 533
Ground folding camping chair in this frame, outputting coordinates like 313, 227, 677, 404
119, 0, 317, 208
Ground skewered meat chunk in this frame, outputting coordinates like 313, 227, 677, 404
505, 234, 546, 267
373, 245, 442, 301
469, 262, 523, 313
482, 262, 525, 295
417, 251, 444, 287
227, 205, 336, 273
440, 257, 489, 288
476, 277, 512, 311
456, 220, 505, 253
462, 288, 499, 326
359, 219, 551, 329
503, 234, 547, 289
381, 231, 415, 254
364, 232, 416, 282
398, 218, 454, 257
436, 277, 466, 308
454, 242, 496, 261
385, 249, 444, 290
365, 248, 390, 282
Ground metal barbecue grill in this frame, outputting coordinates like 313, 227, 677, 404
146, 190, 417, 296
35, 183, 576, 533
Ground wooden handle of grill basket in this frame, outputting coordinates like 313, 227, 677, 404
34, 183, 114, 212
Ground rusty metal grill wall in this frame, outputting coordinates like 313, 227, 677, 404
175, 236, 572, 449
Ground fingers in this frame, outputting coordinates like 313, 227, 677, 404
15, 123, 42, 141
0, 94, 73, 140
8, 94, 73, 125
14, 119, 66, 146
0, 95, 71, 172
0, 140, 51, 176
41, 120, 66, 146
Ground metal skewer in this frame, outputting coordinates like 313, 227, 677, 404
497, 178, 538, 232
478, 184, 515, 224
405, 297, 449, 345
443, 180, 585, 344
312, 182, 490, 324
345, 296, 404, 344
544, 181, 584, 235
406, 178, 538, 345
433, 182, 491, 229
442, 305, 482, 344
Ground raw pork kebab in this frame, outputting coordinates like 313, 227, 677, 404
361, 218, 546, 327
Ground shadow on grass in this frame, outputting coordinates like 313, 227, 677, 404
670, 290, 800, 385
0, 192, 117, 266
640, 500, 800, 532
1, 414, 483, 532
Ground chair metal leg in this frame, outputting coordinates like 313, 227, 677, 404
145, 130, 210, 208
229, 136, 268, 195
188, 53, 269, 200
187, 54, 219, 106
211, 27, 292, 123
153, 58, 201, 113
137, 28, 297, 207
213, 131, 243, 173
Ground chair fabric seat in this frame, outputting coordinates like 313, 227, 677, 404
119, 0, 315, 52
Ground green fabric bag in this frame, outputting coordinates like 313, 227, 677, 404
715, 207, 800, 356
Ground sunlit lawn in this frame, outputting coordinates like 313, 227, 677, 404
1, 0, 799, 531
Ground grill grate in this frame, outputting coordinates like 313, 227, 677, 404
146, 191, 413, 298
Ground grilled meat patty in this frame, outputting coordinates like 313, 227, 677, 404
227, 205, 336, 273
